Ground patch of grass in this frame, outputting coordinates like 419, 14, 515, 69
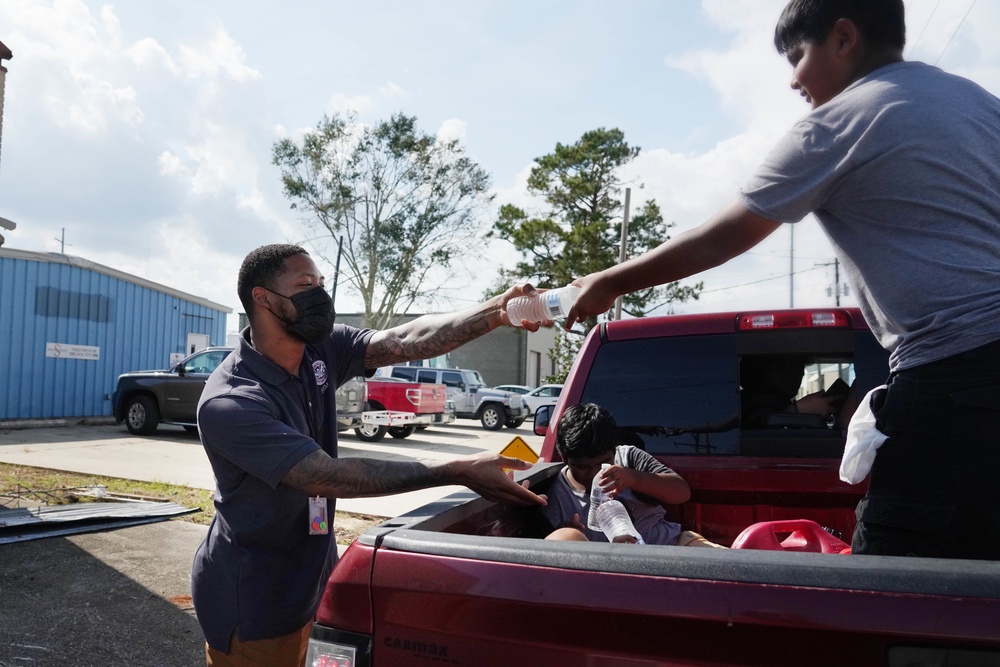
0, 462, 386, 543
0, 462, 216, 524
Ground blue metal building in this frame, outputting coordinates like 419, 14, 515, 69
0, 248, 231, 421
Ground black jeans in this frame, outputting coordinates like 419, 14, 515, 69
852, 338, 1000, 560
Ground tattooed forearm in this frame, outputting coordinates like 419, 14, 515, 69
365, 301, 500, 368
282, 450, 454, 498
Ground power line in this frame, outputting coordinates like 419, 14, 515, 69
935, 0, 977, 66
699, 265, 826, 295
906, 0, 942, 59
645, 265, 827, 314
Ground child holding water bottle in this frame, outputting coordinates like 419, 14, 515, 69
541, 403, 724, 548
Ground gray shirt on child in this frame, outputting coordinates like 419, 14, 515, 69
741, 61, 1000, 372
542, 445, 683, 545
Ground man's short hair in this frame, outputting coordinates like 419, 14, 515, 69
774, 0, 906, 55
556, 403, 619, 460
237, 244, 308, 321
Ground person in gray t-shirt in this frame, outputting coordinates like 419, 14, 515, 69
559, 0, 1000, 560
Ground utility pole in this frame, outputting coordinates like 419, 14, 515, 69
613, 188, 631, 321
54, 227, 69, 254
818, 258, 850, 306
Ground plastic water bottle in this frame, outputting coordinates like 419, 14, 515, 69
586, 463, 613, 530
506, 286, 581, 327
596, 500, 645, 544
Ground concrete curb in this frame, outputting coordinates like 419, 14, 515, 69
0, 416, 117, 430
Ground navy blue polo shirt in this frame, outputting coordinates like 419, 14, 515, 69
191, 324, 372, 652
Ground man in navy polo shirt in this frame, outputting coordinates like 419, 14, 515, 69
192, 244, 545, 666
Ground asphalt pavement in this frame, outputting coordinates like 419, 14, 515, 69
0, 419, 545, 666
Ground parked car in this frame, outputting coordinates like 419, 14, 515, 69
112, 347, 234, 435
518, 384, 563, 413
335, 376, 366, 433
341, 376, 454, 442
113, 346, 373, 437
494, 384, 563, 413
381, 366, 529, 430
492, 384, 531, 395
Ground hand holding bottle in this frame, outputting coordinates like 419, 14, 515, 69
505, 285, 581, 328
593, 464, 636, 498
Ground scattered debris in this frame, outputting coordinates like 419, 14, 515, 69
0, 485, 198, 544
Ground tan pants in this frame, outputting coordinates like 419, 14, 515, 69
206, 622, 311, 667
676, 530, 728, 548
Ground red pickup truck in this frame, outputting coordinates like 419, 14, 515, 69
308, 309, 1000, 666
346, 377, 454, 442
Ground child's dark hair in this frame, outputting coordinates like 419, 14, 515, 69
237, 243, 308, 320
556, 403, 619, 460
774, 0, 905, 55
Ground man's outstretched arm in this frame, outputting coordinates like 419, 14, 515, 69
566, 199, 782, 327
282, 450, 545, 506
364, 283, 543, 369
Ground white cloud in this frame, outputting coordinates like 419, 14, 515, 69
48, 73, 143, 133
157, 121, 261, 197
177, 30, 261, 82
326, 82, 408, 117
157, 151, 186, 177
127, 37, 182, 75
99, 3, 122, 43
436, 118, 467, 144
1, 1, 145, 134
326, 92, 375, 115
378, 81, 406, 99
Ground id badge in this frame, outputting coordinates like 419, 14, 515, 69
308, 496, 329, 535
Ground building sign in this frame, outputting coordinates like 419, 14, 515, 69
46, 343, 100, 360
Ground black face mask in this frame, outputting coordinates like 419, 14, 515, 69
270, 285, 335, 344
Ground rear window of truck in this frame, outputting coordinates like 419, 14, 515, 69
579, 329, 889, 458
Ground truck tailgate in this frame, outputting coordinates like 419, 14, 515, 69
416, 383, 447, 414
367, 531, 1000, 666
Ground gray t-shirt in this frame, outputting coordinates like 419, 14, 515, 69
741, 61, 1000, 371
542, 445, 683, 546
192, 324, 372, 652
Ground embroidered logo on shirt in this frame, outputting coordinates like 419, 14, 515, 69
312, 360, 328, 386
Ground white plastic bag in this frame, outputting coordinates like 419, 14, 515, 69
839, 385, 889, 484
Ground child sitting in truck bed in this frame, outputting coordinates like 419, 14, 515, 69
542, 403, 724, 547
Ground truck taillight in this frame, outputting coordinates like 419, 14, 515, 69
307, 627, 370, 667
738, 310, 849, 330
406, 388, 421, 407
307, 640, 356, 666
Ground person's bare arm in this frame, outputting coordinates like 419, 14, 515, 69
566, 199, 782, 326
281, 449, 545, 506
600, 467, 691, 505
365, 284, 541, 369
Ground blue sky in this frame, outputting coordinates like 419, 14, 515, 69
1, 0, 997, 330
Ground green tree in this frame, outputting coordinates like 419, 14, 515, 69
544, 329, 582, 385
489, 127, 702, 337
273, 112, 494, 328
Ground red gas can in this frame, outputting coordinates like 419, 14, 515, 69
730, 519, 850, 554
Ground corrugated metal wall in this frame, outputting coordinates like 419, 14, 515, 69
0, 254, 228, 420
